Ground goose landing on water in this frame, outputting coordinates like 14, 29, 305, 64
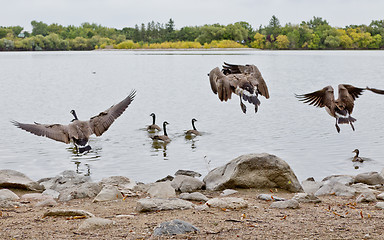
12, 90, 136, 154
296, 84, 384, 133
208, 62, 270, 114
151, 121, 170, 143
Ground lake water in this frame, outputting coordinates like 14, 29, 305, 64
1, 50, 384, 183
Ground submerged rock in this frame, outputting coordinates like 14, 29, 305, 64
203, 153, 303, 192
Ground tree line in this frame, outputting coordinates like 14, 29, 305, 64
0, 16, 383, 51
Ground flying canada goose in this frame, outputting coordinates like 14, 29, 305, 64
147, 113, 161, 131
12, 90, 136, 153
352, 149, 364, 163
296, 84, 384, 132
208, 62, 270, 113
151, 121, 170, 143
186, 118, 200, 136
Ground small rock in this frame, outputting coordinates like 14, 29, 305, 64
147, 181, 176, 198
220, 189, 238, 196
377, 192, 384, 200
34, 198, 57, 207
315, 182, 356, 197
270, 199, 300, 209
171, 175, 204, 193
322, 175, 355, 185
153, 219, 199, 236
58, 182, 101, 202
257, 194, 285, 201
116, 214, 135, 218
179, 192, 208, 202
136, 198, 194, 212
0, 200, 20, 208
42, 189, 60, 199
0, 189, 20, 201
206, 197, 248, 209
375, 202, 384, 209
99, 176, 136, 190
301, 178, 322, 194
93, 185, 123, 202
355, 172, 384, 185
43, 209, 95, 218
78, 217, 114, 231
175, 170, 202, 178
292, 193, 321, 203
356, 192, 377, 203
156, 175, 174, 182
21, 193, 53, 201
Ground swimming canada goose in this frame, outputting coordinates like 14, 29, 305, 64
151, 121, 170, 143
352, 149, 364, 163
208, 62, 270, 113
147, 113, 161, 131
186, 118, 200, 136
296, 84, 384, 132
12, 90, 136, 153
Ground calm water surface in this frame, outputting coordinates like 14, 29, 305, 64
1, 50, 384, 183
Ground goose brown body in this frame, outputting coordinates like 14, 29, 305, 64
12, 90, 136, 153
186, 118, 200, 136
296, 84, 384, 132
151, 121, 170, 143
209, 62, 269, 113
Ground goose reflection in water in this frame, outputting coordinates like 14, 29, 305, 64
151, 140, 169, 160
73, 161, 91, 176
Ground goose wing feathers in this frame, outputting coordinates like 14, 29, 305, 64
223, 62, 270, 99
295, 86, 334, 108
340, 84, 365, 100
89, 90, 136, 136
209, 67, 237, 101
12, 121, 70, 144
366, 86, 384, 95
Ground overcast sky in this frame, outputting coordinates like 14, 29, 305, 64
2, 0, 383, 31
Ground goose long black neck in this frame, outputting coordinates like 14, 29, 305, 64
152, 114, 156, 125
163, 122, 168, 136
192, 119, 197, 131
71, 110, 78, 121
355, 150, 359, 157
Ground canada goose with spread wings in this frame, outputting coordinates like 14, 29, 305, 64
12, 90, 136, 153
208, 62, 269, 113
296, 84, 384, 132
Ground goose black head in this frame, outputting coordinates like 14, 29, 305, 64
70, 110, 78, 122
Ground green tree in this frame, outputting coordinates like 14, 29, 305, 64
31, 21, 49, 36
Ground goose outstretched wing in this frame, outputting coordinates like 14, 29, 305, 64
209, 67, 237, 101
295, 86, 334, 108
12, 121, 70, 143
89, 90, 136, 136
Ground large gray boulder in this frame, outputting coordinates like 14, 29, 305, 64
0, 169, 43, 191
203, 153, 303, 192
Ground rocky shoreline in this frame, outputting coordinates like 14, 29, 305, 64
1, 153, 384, 239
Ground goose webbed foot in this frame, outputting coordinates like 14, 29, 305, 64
239, 95, 247, 114
350, 122, 355, 131
335, 122, 340, 133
